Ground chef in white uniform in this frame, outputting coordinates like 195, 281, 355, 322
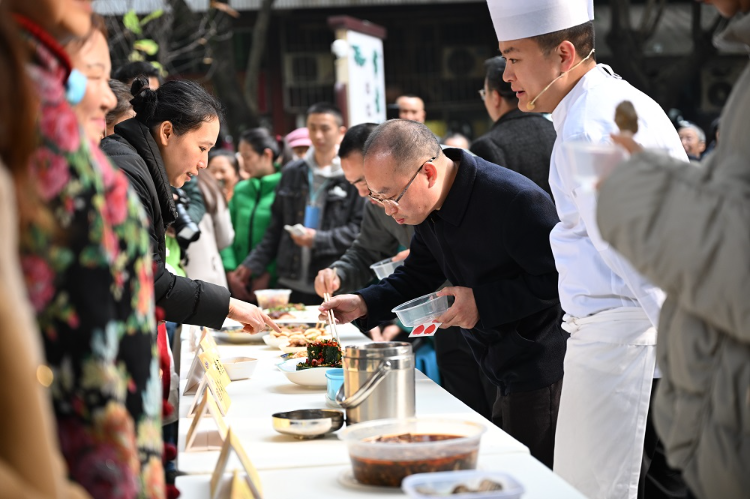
485, 1, 687, 498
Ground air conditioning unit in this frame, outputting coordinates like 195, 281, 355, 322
701, 62, 744, 112
442, 46, 490, 80
283, 53, 335, 86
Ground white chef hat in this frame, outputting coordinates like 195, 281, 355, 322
486, 0, 594, 42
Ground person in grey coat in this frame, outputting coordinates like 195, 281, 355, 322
470, 56, 556, 196
596, 3, 750, 497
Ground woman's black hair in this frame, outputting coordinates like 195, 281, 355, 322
106, 79, 133, 127
130, 76, 223, 134
208, 149, 240, 176
239, 128, 291, 165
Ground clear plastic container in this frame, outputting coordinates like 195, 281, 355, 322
338, 417, 486, 487
392, 292, 450, 327
563, 141, 627, 191
254, 289, 292, 309
370, 257, 405, 280
402, 470, 525, 499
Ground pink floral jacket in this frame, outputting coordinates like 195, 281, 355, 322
17, 17, 165, 499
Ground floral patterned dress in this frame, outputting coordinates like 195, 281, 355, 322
16, 17, 165, 499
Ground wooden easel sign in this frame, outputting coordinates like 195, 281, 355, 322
184, 328, 219, 394
210, 428, 263, 499
200, 327, 219, 353
183, 344, 230, 395
187, 372, 232, 417
184, 387, 229, 452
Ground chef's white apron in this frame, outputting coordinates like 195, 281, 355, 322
554, 307, 656, 499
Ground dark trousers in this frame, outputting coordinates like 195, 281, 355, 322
492, 378, 563, 469
640, 379, 688, 499
434, 328, 497, 420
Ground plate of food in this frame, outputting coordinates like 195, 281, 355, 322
277, 339, 342, 387
266, 305, 323, 324
265, 303, 307, 321
211, 318, 268, 344
264, 323, 330, 349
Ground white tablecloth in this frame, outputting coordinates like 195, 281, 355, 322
175, 323, 584, 498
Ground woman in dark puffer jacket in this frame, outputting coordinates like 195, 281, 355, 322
101, 77, 280, 334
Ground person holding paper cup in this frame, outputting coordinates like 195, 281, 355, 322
597, 2, 750, 497
484, 0, 687, 496
321, 119, 567, 468
235, 103, 364, 305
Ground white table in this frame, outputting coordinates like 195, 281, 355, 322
175, 323, 584, 498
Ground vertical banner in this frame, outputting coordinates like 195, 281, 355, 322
345, 30, 386, 125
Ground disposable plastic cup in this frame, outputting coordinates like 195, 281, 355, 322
563, 141, 627, 191
370, 257, 405, 280
254, 289, 292, 309
391, 292, 450, 328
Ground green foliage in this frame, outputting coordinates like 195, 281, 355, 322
139, 10, 164, 26
133, 39, 159, 56
123, 10, 142, 35
123, 9, 163, 68
150, 61, 167, 78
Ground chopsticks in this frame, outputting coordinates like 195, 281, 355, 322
323, 292, 341, 346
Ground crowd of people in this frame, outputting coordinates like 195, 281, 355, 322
0, 0, 747, 498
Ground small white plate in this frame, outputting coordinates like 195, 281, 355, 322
213, 330, 267, 344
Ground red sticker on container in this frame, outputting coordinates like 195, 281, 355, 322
409, 322, 441, 338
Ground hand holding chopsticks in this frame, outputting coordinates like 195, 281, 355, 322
323, 292, 341, 345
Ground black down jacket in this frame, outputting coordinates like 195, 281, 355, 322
101, 117, 229, 328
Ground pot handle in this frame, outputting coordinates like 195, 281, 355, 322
336, 360, 391, 409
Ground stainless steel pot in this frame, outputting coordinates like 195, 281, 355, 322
336, 342, 415, 424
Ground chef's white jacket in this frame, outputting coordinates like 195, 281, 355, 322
549, 64, 687, 328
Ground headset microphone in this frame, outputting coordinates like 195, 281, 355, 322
525, 48, 596, 111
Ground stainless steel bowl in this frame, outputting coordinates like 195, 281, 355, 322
271, 409, 344, 440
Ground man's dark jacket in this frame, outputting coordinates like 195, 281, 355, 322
242, 159, 364, 284
470, 109, 556, 196
101, 117, 229, 328
358, 148, 566, 395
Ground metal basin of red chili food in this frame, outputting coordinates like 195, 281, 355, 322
338, 418, 487, 487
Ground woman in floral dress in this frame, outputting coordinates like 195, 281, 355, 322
9, 0, 164, 497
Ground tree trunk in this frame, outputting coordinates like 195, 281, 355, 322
244, 0, 276, 116
210, 4, 257, 138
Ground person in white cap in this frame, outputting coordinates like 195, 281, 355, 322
485, 1, 688, 498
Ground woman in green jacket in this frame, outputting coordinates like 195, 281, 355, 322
223, 129, 286, 301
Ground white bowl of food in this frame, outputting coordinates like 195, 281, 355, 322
221, 357, 258, 381
277, 358, 334, 387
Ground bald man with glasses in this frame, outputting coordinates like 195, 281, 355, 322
322, 119, 567, 468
